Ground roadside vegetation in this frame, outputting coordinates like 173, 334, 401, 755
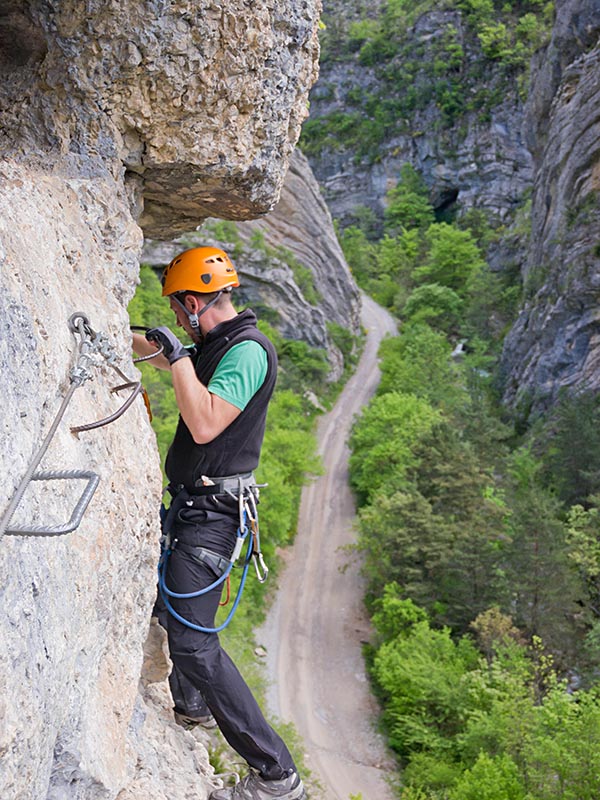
344, 164, 600, 798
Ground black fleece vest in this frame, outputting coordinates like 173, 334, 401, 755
165, 309, 278, 488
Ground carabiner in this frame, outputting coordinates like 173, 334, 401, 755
253, 552, 269, 583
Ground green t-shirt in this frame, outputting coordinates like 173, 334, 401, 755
207, 340, 268, 410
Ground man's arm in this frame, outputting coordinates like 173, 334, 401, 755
171, 339, 268, 444
171, 358, 242, 443
133, 331, 240, 440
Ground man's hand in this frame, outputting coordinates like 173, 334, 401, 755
146, 326, 192, 366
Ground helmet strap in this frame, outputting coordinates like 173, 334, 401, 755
172, 291, 224, 334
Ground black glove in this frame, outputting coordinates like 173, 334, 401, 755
146, 326, 192, 365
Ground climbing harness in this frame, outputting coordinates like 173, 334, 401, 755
0, 313, 157, 539
158, 476, 269, 633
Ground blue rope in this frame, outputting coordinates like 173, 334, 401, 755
158, 519, 254, 633
159, 554, 233, 599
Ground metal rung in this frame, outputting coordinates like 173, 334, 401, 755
4, 470, 100, 537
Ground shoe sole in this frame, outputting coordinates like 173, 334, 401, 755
210, 777, 307, 800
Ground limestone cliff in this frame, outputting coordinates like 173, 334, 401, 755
301, 0, 600, 415
500, 0, 600, 413
234, 148, 362, 361
0, 2, 320, 799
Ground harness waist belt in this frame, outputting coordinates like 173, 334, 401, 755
174, 542, 232, 576
183, 472, 256, 497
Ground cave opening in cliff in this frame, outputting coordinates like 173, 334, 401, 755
434, 188, 460, 224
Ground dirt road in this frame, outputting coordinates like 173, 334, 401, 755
258, 295, 398, 800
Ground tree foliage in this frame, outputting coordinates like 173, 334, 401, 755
344, 160, 600, 800
542, 391, 600, 506
384, 164, 436, 234
349, 392, 441, 503
369, 588, 600, 799
413, 223, 485, 295
403, 283, 464, 333
377, 325, 464, 411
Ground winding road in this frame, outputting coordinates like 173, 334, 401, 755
258, 295, 397, 800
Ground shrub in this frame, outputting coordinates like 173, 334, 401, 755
412, 223, 485, 295
448, 753, 526, 800
403, 283, 464, 332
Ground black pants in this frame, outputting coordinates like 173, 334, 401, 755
159, 493, 296, 781
154, 594, 212, 719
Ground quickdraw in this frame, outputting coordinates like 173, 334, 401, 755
219, 575, 231, 607
70, 321, 161, 434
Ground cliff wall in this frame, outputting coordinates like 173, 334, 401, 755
500, 0, 600, 412
303, 0, 534, 229
302, 0, 600, 414
0, 2, 320, 799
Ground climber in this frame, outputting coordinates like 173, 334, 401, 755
132, 246, 305, 800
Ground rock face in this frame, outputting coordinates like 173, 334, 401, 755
500, 0, 600, 413
1, 0, 320, 238
235, 148, 362, 348
0, 2, 320, 799
302, 0, 599, 414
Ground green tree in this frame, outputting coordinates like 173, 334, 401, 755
357, 422, 507, 628
349, 392, 441, 503
339, 225, 377, 278
543, 391, 600, 506
524, 686, 600, 800
412, 223, 485, 295
376, 231, 420, 281
504, 447, 585, 662
565, 502, 600, 666
402, 283, 464, 332
410, 425, 509, 627
372, 612, 480, 760
448, 753, 525, 800
371, 584, 428, 643
377, 326, 465, 412
478, 22, 512, 60
566, 504, 600, 603
384, 164, 435, 233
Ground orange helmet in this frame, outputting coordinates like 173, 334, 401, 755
161, 246, 239, 296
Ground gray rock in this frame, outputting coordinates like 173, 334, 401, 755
306, 5, 533, 228
1, 0, 321, 238
235, 149, 362, 374
500, 3, 600, 414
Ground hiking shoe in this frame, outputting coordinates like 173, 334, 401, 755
174, 709, 218, 730
209, 769, 306, 799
